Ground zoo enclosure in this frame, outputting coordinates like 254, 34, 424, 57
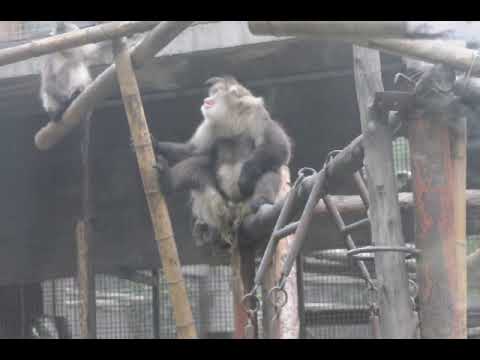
0, 21, 476, 338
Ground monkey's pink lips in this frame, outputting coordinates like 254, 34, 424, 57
203, 99, 215, 108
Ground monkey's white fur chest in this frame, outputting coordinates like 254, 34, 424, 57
217, 162, 244, 201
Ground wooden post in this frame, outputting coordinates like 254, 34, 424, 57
34, 21, 194, 151
232, 244, 257, 339
408, 114, 467, 338
76, 111, 96, 339
261, 166, 299, 339
113, 37, 197, 339
353, 45, 417, 338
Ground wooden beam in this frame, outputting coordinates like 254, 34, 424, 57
408, 107, 468, 338
249, 23, 480, 76
113, 37, 197, 339
34, 21, 194, 151
0, 21, 160, 67
353, 45, 417, 338
248, 21, 445, 39
76, 110, 96, 339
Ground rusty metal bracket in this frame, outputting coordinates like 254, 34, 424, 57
373, 91, 415, 113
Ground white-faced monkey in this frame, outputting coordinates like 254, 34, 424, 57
153, 76, 292, 249
40, 22, 98, 123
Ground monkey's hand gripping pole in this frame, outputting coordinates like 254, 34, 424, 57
113, 37, 197, 339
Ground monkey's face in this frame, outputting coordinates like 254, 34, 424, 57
201, 82, 230, 122
201, 80, 251, 123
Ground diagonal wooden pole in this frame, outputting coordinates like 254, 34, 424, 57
113, 37, 197, 339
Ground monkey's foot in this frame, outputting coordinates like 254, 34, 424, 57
192, 221, 232, 256
48, 109, 64, 123
245, 196, 272, 215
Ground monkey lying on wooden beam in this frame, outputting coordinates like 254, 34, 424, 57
39, 22, 109, 124
153, 76, 293, 251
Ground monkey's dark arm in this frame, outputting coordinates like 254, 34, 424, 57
239, 122, 291, 197
154, 154, 215, 194
153, 141, 198, 164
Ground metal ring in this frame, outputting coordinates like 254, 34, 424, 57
268, 286, 288, 309
347, 246, 421, 259
408, 279, 419, 299
241, 291, 260, 313
298, 167, 316, 178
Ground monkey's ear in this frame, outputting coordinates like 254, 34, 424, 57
229, 85, 241, 97
205, 77, 224, 86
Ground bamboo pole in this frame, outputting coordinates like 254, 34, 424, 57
34, 21, 194, 151
113, 37, 197, 339
353, 45, 417, 338
248, 21, 446, 39
0, 21, 161, 67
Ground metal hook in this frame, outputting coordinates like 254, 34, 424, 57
268, 286, 288, 309
241, 288, 260, 314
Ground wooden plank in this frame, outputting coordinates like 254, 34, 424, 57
353, 45, 417, 338
113, 37, 197, 339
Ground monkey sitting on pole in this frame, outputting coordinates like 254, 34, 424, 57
153, 76, 292, 250
39, 22, 104, 123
